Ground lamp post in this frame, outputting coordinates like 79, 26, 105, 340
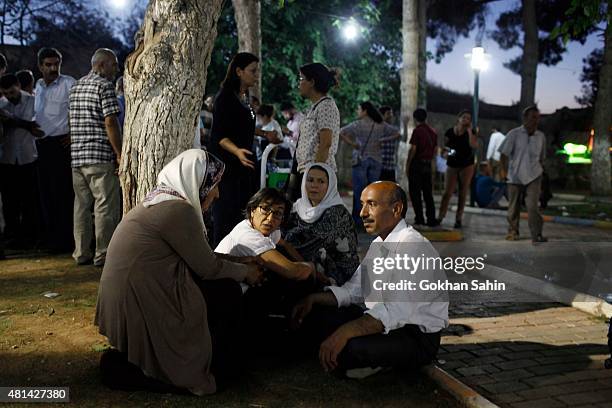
464, 46, 489, 207
464, 46, 489, 129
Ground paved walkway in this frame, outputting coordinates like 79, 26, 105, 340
350, 193, 612, 407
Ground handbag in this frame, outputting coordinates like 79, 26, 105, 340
284, 97, 331, 201
351, 123, 375, 167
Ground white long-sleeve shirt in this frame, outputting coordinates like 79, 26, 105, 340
486, 131, 506, 161
326, 219, 449, 334
34, 74, 75, 138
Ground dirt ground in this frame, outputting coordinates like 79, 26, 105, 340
0, 254, 456, 407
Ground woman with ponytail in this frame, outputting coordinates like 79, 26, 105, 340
292, 63, 340, 198
340, 101, 400, 226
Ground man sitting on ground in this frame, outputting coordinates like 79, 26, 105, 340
292, 181, 449, 378
475, 162, 507, 209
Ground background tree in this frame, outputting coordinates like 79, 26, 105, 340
491, 0, 596, 114
554, 0, 611, 196
576, 48, 603, 107
121, 0, 225, 211
232, 0, 262, 99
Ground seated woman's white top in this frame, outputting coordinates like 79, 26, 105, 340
215, 219, 281, 292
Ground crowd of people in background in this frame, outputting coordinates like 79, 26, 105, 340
0, 47, 552, 395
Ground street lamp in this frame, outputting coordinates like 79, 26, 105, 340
342, 18, 361, 42
108, 0, 128, 9
464, 46, 490, 129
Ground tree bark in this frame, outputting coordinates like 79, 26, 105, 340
120, 0, 225, 213
519, 0, 538, 115
232, 0, 261, 100
401, 0, 419, 139
590, 21, 612, 196
417, 0, 427, 108
398, 0, 420, 192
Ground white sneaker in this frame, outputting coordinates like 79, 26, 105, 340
345, 366, 386, 379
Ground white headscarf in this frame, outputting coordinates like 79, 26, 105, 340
143, 149, 224, 231
293, 162, 344, 223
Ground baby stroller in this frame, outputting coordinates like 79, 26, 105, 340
259, 139, 296, 190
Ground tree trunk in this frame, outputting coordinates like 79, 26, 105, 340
401, 0, 419, 139
398, 0, 419, 192
519, 0, 538, 115
232, 0, 261, 100
120, 0, 225, 213
417, 0, 427, 108
590, 21, 612, 196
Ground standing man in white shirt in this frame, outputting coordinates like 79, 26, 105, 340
34, 47, 76, 253
486, 127, 506, 182
499, 106, 547, 243
292, 181, 449, 377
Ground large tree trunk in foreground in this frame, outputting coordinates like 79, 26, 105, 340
590, 21, 612, 196
120, 0, 225, 213
519, 0, 538, 116
232, 0, 261, 100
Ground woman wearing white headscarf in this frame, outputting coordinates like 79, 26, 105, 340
95, 149, 262, 395
282, 163, 359, 286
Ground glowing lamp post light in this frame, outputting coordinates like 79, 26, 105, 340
464, 46, 490, 129
342, 18, 361, 42
109, 0, 128, 9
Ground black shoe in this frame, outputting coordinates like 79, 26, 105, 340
76, 258, 93, 266
427, 219, 441, 227
532, 235, 548, 244
453, 220, 462, 229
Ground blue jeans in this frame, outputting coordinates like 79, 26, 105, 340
352, 157, 382, 225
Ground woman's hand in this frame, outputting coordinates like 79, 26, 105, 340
235, 148, 255, 169
244, 263, 264, 286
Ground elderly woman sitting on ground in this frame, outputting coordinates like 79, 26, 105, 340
282, 163, 359, 286
95, 149, 262, 396
215, 187, 321, 319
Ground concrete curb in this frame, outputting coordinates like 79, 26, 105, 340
477, 265, 612, 318
420, 230, 464, 242
451, 205, 612, 230
422, 365, 499, 408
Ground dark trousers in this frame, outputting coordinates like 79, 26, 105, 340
36, 136, 74, 252
0, 162, 41, 246
100, 278, 244, 393
301, 305, 441, 371
408, 161, 436, 225
212, 169, 254, 246
379, 168, 396, 182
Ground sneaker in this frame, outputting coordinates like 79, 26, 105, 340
505, 232, 520, 241
345, 366, 386, 379
532, 235, 548, 244
453, 220, 462, 229
93, 258, 106, 268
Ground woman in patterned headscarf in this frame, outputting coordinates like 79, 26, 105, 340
95, 149, 262, 395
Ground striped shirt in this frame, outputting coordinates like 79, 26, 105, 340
69, 71, 120, 167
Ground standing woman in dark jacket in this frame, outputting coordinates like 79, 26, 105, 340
437, 110, 478, 228
210, 52, 259, 245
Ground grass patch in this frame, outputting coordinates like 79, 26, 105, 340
543, 203, 612, 221
0, 254, 456, 407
